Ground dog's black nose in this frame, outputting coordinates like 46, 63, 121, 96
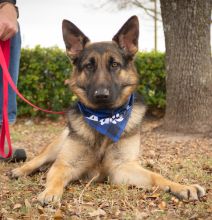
94, 88, 110, 101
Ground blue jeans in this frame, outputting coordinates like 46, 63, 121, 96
0, 27, 21, 125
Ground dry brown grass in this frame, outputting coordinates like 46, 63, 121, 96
0, 117, 211, 220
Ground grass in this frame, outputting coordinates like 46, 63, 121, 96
0, 117, 211, 219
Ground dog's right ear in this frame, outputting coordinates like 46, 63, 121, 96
62, 20, 90, 59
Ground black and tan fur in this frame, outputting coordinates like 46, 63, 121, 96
11, 16, 205, 205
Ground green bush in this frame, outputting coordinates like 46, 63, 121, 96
135, 51, 166, 109
17, 47, 166, 118
18, 46, 73, 119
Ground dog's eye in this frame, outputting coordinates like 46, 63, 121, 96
85, 63, 94, 71
111, 62, 120, 69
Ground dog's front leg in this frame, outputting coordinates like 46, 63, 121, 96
11, 128, 69, 178
38, 138, 94, 205
37, 158, 73, 205
147, 170, 205, 200
109, 161, 205, 200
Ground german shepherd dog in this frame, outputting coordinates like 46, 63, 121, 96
11, 16, 205, 205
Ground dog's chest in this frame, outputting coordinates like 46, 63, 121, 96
91, 135, 112, 163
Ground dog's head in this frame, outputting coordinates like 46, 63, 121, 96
62, 16, 139, 109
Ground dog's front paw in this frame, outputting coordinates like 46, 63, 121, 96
10, 168, 25, 179
38, 189, 63, 206
166, 184, 205, 200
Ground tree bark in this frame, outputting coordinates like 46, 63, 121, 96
160, 0, 212, 133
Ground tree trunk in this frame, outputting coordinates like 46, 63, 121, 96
160, 0, 212, 133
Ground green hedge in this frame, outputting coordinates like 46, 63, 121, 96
18, 46, 72, 119
135, 51, 166, 110
18, 46, 166, 118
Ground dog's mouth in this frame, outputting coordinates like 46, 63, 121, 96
90, 94, 116, 109
93, 101, 114, 110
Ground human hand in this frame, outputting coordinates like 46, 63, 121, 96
0, 3, 18, 41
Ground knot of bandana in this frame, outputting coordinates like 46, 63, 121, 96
77, 94, 134, 142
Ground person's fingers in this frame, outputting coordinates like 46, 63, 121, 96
1, 31, 12, 41
0, 22, 17, 41
0, 23, 7, 39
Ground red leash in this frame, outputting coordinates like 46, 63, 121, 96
0, 40, 12, 158
0, 40, 65, 158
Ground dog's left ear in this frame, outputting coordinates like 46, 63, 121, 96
113, 16, 139, 57
62, 19, 90, 59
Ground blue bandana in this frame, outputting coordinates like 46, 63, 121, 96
77, 94, 134, 142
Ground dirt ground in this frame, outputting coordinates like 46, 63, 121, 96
0, 117, 211, 220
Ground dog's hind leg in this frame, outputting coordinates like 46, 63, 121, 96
11, 128, 69, 178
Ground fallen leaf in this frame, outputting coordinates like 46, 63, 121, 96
13, 203, 22, 210
81, 204, 95, 212
158, 201, 167, 210
22, 216, 31, 220
149, 201, 157, 207
84, 202, 95, 206
39, 214, 48, 220
146, 193, 160, 199
54, 209, 63, 219
89, 208, 106, 217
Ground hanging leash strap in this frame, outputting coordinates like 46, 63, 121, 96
0, 40, 12, 158
0, 40, 65, 158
